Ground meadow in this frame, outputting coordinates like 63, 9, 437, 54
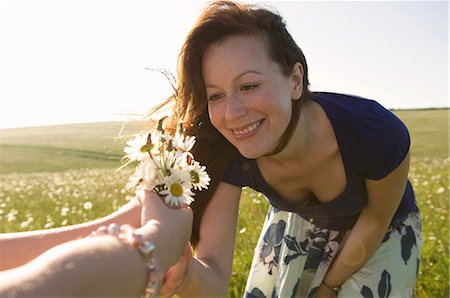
0, 109, 448, 297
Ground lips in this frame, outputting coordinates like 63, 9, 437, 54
231, 119, 264, 140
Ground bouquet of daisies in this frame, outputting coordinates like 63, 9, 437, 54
124, 117, 210, 208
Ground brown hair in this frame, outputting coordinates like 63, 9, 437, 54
165, 1, 311, 246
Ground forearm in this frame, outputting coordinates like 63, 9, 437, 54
0, 235, 147, 297
324, 207, 391, 286
0, 199, 141, 270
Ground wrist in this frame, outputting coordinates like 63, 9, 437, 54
321, 279, 341, 295
91, 223, 162, 297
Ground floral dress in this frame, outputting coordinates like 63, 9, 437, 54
244, 207, 422, 298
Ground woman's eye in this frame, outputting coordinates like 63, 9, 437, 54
241, 84, 258, 91
207, 93, 223, 101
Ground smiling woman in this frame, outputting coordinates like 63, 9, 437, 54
147, 1, 422, 297
1, 0, 446, 297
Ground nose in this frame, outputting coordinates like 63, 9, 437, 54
225, 91, 247, 120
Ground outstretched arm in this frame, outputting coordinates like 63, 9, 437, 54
0, 198, 141, 270
0, 190, 193, 297
0, 231, 149, 297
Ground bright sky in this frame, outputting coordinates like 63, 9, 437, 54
0, 0, 448, 129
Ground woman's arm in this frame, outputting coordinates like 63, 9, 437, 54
160, 182, 242, 297
317, 152, 411, 297
0, 198, 142, 270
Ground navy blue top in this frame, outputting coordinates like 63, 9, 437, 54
223, 92, 418, 230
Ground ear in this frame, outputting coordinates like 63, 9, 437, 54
291, 62, 304, 101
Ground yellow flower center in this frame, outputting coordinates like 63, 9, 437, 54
190, 170, 200, 184
139, 144, 148, 153
170, 183, 184, 197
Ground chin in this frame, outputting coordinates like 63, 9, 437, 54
241, 153, 258, 159
237, 148, 264, 160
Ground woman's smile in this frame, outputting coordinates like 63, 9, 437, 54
231, 119, 265, 140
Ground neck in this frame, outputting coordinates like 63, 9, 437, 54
260, 99, 317, 164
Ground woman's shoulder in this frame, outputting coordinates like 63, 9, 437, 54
311, 91, 410, 179
311, 91, 385, 116
311, 91, 405, 132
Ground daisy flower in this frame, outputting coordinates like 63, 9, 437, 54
123, 115, 210, 208
160, 169, 194, 207
127, 158, 163, 191
173, 132, 196, 153
124, 134, 150, 161
189, 161, 210, 190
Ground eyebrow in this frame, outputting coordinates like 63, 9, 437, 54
205, 70, 263, 89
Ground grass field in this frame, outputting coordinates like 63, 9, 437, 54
0, 121, 145, 173
0, 109, 448, 297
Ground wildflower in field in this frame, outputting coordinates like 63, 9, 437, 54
44, 215, 54, 229
124, 116, 210, 208
6, 209, 18, 222
435, 186, 445, 194
253, 198, 262, 204
83, 202, 93, 210
61, 207, 70, 216
20, 216, 33, 229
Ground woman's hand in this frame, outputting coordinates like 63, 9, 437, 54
136, 189, 193, 272
138, 189, 165, 225
160, 243, 193, 297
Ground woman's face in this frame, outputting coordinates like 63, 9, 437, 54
203, 35, 302, 159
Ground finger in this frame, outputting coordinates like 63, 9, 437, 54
138, 191, 161, 224
167, 248, 191, 286
141, 189, 161, 206
160, 263, 187, 295
159, 244, 193, 296
160, 267, 182, 298
183, 243, 193, 263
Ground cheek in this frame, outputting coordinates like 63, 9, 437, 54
263, 88, 292, 113
207, 105, 221, 130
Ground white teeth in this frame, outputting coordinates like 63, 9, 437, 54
233, 121, 260, 136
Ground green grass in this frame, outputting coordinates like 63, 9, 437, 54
0, 109, 448, 297
0, 121, 143, 173
394, 109, 449, 158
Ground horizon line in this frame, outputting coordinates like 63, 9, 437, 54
1, 106, 449, 130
